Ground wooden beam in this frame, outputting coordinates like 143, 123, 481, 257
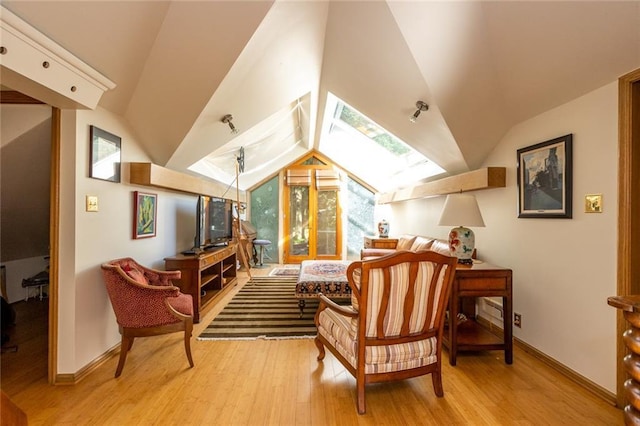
0, 90, 43, 104
129, 162, 246, 202
377, 167, 506, 204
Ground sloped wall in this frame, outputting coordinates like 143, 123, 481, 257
386, 81, 618, 393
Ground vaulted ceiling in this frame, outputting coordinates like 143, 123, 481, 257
3, 1, 639, 191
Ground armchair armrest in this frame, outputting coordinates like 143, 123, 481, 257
317, 294, 358, 318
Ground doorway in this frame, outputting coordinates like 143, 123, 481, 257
615, 67, 640, 406
0, 91, 57, 384
282, 156, 343, 263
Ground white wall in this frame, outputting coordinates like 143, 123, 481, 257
385, 81, 618, 392
57, 107, 197, 373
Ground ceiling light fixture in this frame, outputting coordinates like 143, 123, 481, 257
409, 101, 429, 123
222, 114, 239, 134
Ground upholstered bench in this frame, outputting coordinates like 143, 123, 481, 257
294, 260, 352, 316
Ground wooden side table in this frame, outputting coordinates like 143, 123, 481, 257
443, 262, 513, 365
363, 236, 398, 249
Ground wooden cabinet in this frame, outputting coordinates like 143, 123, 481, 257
165, 245, 237, 323
443, 262, 513, 366
363, 236, 398, 249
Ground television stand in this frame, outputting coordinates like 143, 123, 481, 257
165, 244, 237, 323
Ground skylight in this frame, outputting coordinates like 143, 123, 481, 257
319, 93, 445, 192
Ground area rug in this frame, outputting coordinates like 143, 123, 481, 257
197, 276, 319, 340
269, 266, 300, 277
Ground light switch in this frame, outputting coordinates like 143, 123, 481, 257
86, 195, 98, 212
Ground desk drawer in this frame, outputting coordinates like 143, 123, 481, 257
200, 254, 220, 268
457, 277, 507, 291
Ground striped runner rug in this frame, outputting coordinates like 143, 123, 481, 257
197, 276, 321, 340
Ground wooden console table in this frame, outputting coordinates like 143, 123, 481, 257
165, 245, 237, 323
443, 262, 513, 366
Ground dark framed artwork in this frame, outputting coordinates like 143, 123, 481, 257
133, 191, 157, 239
517, 134, 573, 218
90, 125, 121, 182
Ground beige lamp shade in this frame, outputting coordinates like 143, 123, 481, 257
437, 194, 485, 227
438, 194, 484, 264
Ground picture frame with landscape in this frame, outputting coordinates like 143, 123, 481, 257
517, 134, 573, 219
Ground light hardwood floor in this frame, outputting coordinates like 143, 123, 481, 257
1, 266, 623, 425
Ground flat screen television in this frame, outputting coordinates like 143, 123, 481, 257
193, 196, 233, 250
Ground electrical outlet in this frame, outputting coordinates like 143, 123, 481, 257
514, 312, 522, 328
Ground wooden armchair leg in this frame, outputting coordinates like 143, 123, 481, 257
115, 336, 133, 378
314, 336, 326, 361
357, 380, 366, 414
432, 370, 444, 397
184, 323, 194, 368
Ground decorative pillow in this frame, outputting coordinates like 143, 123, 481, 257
410, 237, 435, 251
429, 239, 453, 256
396, 235, 417, 250
120, 264, 148, 285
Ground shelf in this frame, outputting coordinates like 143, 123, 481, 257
129, 162, 246, 202
201, 273, 219, 288
201, 288, 221, 308
455, 320, 503, 347
377, 167, 506, 204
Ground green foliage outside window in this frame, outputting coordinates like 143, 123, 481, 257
338, 105, 410, 155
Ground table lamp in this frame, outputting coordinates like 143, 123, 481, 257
437, 193, 485, 264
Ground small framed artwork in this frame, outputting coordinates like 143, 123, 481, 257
585, 194, 603, 213
90, 126, 121, 183
133, 191, 157, 239
517, 134, 573, 218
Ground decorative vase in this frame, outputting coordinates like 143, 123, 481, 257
448, 226, 475, 264
377, 219, 389, 238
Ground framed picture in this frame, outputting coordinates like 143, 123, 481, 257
90, 126, 121, 183
133, 191, 157, 239
517, 134, 573, 218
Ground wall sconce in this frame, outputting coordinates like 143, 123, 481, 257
409, 101, 429, 123
222, 114, 239, 134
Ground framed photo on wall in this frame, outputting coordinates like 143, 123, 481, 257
517, 134, 573, 218
89, 125, 121, 183
133, 191, 157, 239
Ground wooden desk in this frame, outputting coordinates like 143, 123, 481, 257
443, 262, 513, 365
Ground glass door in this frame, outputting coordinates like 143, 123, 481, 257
287, 184, 311, 260
283, 166, 342, 263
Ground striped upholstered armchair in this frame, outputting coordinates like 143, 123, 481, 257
314, 250, 457, 414
101, 258, 194, 377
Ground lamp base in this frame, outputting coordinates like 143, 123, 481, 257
448, 226, 475, 264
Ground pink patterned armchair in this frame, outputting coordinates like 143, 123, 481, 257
314, 250, 457, 414
101, 258, 194, 377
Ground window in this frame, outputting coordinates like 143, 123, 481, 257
319, 93, 445, 192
